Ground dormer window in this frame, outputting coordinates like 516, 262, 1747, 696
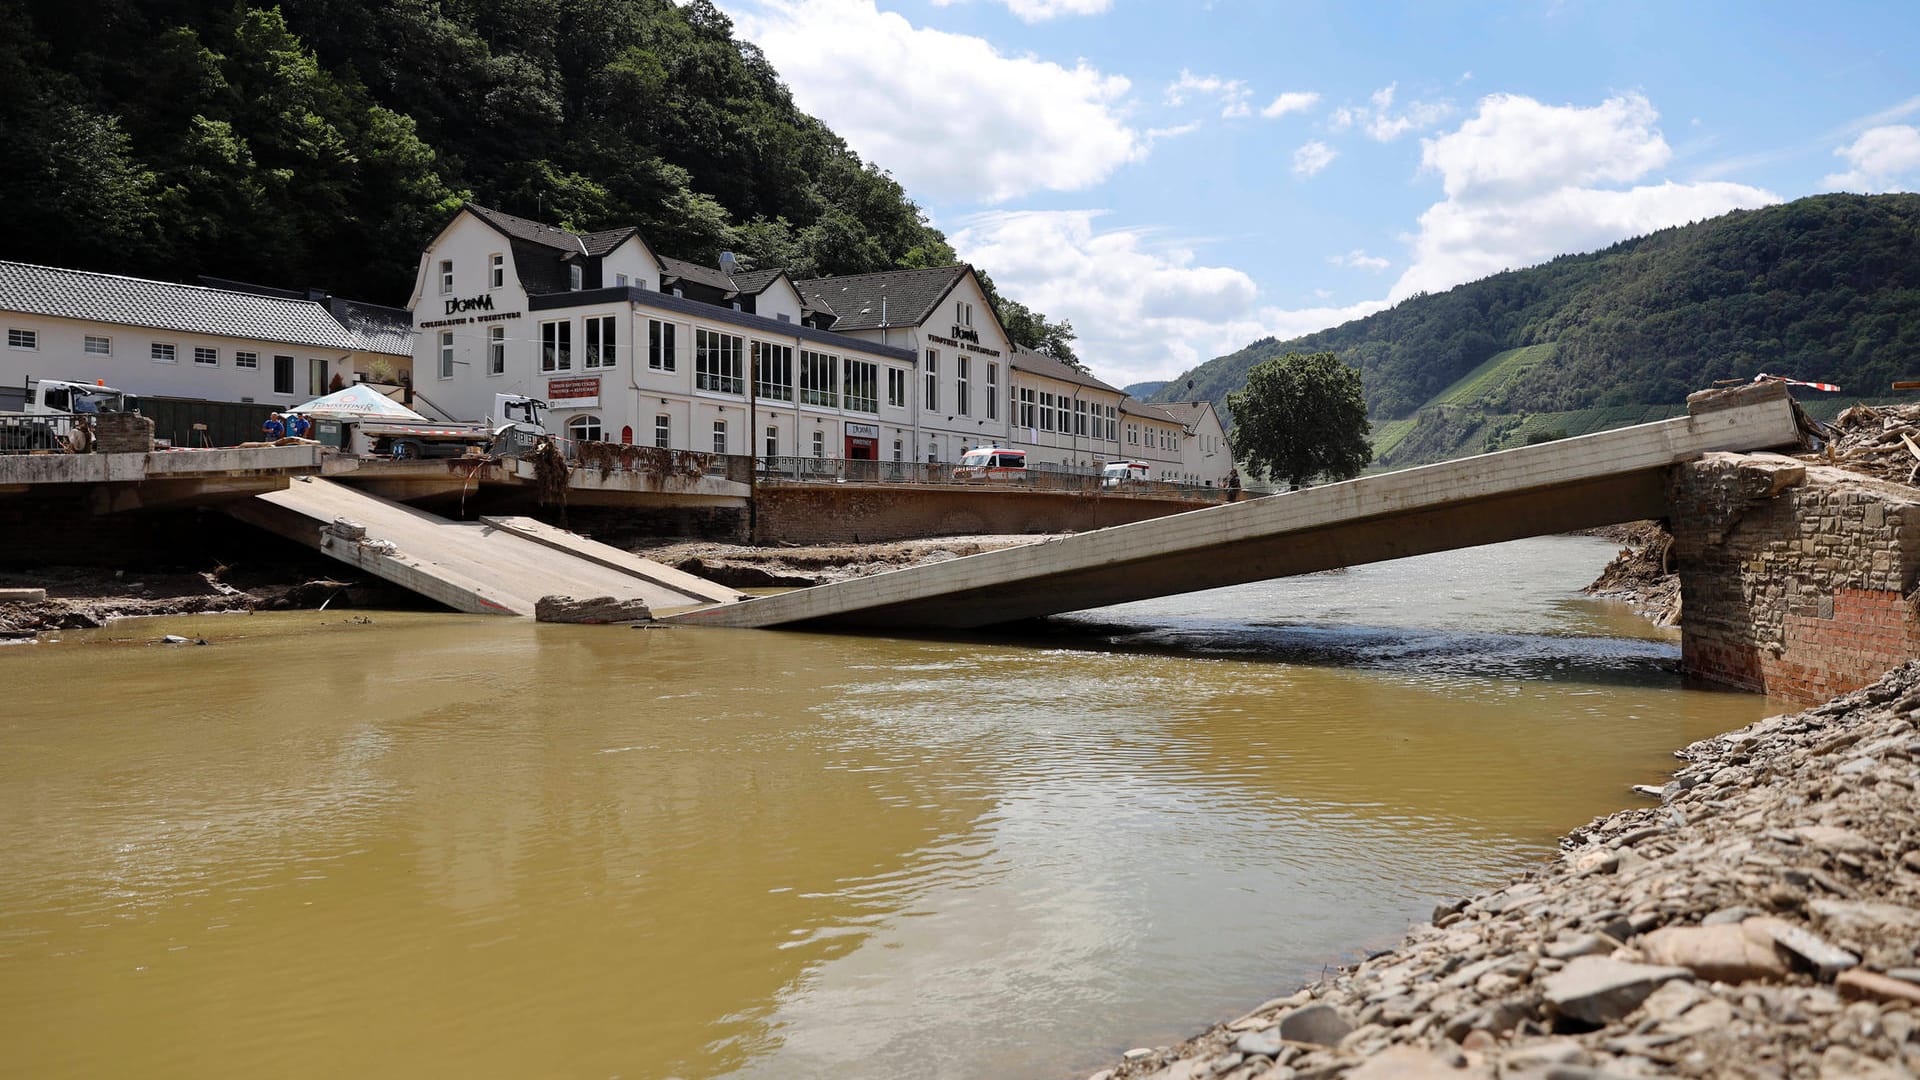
569, 264, 583, 291
440, 259, 454, 295
489, 253, 504, 289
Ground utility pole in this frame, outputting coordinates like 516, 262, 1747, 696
748, 345, 758, 542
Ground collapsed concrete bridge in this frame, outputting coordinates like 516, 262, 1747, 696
665, 384, 1805, 631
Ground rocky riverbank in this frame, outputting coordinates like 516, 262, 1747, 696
1582, 521, 1680, 625
1088, 660, 1920, 1080
0, 564, 399, 637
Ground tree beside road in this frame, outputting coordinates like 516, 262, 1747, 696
1227, 351, 1373, 491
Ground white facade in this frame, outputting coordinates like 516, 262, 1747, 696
409, 210, 918, 461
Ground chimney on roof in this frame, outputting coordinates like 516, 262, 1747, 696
306, 287, 328, 302
719, 251, 739, 275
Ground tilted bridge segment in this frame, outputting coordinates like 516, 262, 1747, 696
664, 384, 1805, 631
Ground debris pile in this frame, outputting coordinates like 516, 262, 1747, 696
1583, 521, 1680, 625
1804, 403, 1920, 487
1093, 661, 1920, 1080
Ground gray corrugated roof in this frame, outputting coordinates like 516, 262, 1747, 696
0, 260, 358, 351
328, 298, 413, 357
1010, 346, 1123, 395
529, 286, 918, 363
1156, 400, 1217, 429
792, 266, 967, 331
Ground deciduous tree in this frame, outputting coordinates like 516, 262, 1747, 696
1227, 351, 1373, 490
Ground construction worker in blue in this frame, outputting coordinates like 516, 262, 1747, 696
262, 413, 286, 439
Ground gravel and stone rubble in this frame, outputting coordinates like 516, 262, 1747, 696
1090, 661, 1920, 1080
1583, 522, 1680, 625
1805, 404, 1920, 486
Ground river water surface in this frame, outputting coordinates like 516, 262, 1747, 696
0, 537, 1777, 1079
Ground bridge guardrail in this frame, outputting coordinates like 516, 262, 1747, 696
751, 454, 1225, 501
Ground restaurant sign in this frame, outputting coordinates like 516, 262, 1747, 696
548, 376, 600, 409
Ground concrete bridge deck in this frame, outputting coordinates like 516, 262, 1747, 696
664, 386, 1804, 630
0, 445, 322, 511
227, 477, 744, 616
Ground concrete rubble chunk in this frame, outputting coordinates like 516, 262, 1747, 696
1344, 1046, 1480, 1080
1834, 969, 1920, 1007
534, 594, 653, 624
1542, 956, 1691, 1026
1233, 1027, 1282, 1058
1637, 918, 1791, 983
1276, 1003, 1352, 1047
1768, 922, 1859, 979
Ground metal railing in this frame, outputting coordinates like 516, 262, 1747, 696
752, 454, 1227, 500
0, 413, 81, 453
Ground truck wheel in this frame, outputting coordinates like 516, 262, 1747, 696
392, 439, 426, 460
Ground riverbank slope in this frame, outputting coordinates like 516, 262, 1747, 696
1090, 661, 1920, 1079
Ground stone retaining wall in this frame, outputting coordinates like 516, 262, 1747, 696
1673, 452, 1920, 703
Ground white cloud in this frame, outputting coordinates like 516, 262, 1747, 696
1331, 83, 1452, 142
1167, 69, 1253, 118
1825, 125, 1920, 192
724, 0, 1141, 203
1260, 92, 1320, 119
1145, 121, 1202, 142
1328, 249, 1390, 272
949, 210, 1383, 387
1292, 140, 1337, 177
930, 0, 1111, 20
1391, 92, 1778, 300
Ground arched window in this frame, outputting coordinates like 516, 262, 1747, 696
566, 415, 603, 443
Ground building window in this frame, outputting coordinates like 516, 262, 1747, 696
489, 253, 505, 289
956, 301, 972, 327
753, 342, 793, 401
151, 342, 177, 363
926, 441, 937, 464
1075, 399, 1088, 437
956, 356, 971, 417
440, 331, 455, 379
439, 259, 453, 295
987, 363, 999, 421
569, 263, 583, 291
1106, 405, 1117, 441
585, 315, 616, 369
892, 439, 903, 463
649, 320, 676, 371
488, 327, 506, 375
765, 425, 779, 458
273, 355, 294, 394
566, 415, 603, 444
1039, 391, 1055, 432
712, 419, 728, 454
844, 358, 878, 414
6, 328, 36, 350
83, 335, 110, 356
812, 430, 825, 458
799, 350, 837, 407
654, 414, 670, 449
309, 358, 329, 395
194, 346, 218, 367
541, 320, 572, 373
616, 273, 628, 287
234, 351, 258, 369
924, 350, 939, 412
695, 329, 743, 393
887, 368, 906, 409
1018, 387, 1035, 429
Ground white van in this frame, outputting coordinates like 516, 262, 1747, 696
1102, 461, 1150, 487
954, 447, 1027, 481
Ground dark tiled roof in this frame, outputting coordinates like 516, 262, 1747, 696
0, 260, 357, 350
327, 298, 414, 357
728, 268, 787, 295
467, 203, 589, 253
658, 256, 739, 295
1010, 346, 1124, 395
529, 286, 917, 363
792, 266, 967, 331
579, 227, 639, 257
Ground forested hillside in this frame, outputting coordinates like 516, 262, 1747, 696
0, 0, 1065, 341
1155, 194, 1920, 463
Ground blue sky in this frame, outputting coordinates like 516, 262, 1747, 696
718, 0, 1920, 388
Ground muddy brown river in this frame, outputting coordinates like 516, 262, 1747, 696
0, 537, 1777, 1079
